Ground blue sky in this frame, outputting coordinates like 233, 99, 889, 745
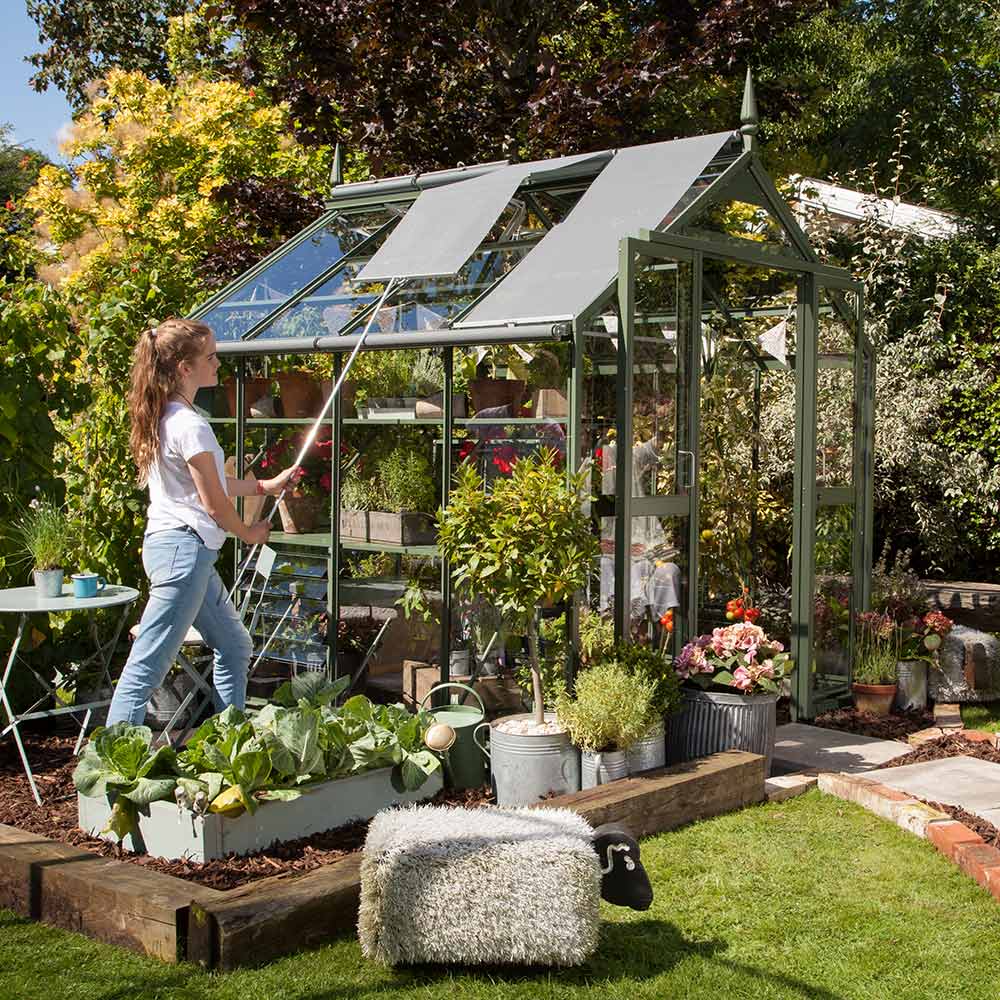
1, 4, 73, 162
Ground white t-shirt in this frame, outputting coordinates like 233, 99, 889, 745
145, 402, 228, 550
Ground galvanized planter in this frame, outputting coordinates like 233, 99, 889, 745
78, 765, 444, 862
581, 749, 628, 788
667, 688, 777, 776
474, 712, 580, 806
626, 718, 667, 774
894, 659, 928, 712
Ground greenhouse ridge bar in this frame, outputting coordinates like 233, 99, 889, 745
190, 71, 872, 720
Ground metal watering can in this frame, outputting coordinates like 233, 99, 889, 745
420, 683, 487, 790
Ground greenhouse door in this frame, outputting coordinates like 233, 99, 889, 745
613, 239, 700, 649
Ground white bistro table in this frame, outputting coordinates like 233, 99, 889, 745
0, 583, 139, 804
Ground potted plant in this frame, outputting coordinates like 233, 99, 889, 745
606, 641, 681, 773
260, 431, 332, 533
555, 660, 656, 787
666, 594, 793, 776
221, 365, 273, 418
852, 611, 900, 715
367, 445, 438, 545
438, 449, 599, 806
894, 609, 953, 710
9, 497, 75, 597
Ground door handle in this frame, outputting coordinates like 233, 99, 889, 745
678, 450, 695, 490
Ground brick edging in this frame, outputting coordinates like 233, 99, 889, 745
817, 772, 1000, 899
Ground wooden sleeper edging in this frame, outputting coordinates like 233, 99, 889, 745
0, 749, 766, 968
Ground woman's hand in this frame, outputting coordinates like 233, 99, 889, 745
242, 520, 271, 545
260, 465, 303, 496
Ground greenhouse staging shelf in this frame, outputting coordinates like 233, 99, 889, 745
0, 749, 764, 968
78, 766, 444, 863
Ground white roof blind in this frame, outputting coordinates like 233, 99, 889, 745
455, 132, 734, 327
357, 152, 608, 282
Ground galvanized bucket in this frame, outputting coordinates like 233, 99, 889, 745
667, 688, 777, 776
420, 683, 487, 789
895, 659, 928, 712
473, 713, 580, 806
581, 749, 629, 788
626, 718, 666, 774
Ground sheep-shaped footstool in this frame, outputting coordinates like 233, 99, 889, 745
358, 804, 652, 967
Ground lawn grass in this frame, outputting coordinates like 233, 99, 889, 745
3, 789, 999, 1000
961, 701, 1000, 733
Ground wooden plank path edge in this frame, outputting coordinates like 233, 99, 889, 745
0, 823, 225, 961
0, 750, 764, 968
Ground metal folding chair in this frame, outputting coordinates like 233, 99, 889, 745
134, 545, 278, 744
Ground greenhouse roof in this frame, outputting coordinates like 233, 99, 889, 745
193, 121, 819, 355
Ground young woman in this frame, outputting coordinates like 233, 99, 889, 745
106, 318, 297, 726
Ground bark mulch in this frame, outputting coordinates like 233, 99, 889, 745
873, 733, 1000, 850
0, 731, 494, 892
811, 706, 935, 741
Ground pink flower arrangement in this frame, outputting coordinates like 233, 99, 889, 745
675, 622, 792, 696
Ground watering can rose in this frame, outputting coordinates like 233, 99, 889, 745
675, 621, 792, 696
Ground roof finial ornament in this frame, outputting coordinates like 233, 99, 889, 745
740, 67, 759, 153
330, 143, 344, 190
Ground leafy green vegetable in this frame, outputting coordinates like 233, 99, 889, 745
72, 722, 179, 840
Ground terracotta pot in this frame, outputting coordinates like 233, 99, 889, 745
852, 682, 897, 716
320, 378, 357, 416
532, 388, 568, 418
277, 372, 323, 418
277, 494, 327, 534
468, 378, 526, 416
223, 376, 272, 418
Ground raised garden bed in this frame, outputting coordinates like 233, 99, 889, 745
0, 731, 766, 968
79, 765, 444, 861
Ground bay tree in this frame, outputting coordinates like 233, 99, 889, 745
437, 450, 599, 725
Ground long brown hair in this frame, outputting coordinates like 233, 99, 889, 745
128, 318, 212, 485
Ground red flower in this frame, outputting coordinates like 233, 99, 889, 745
743, 607, 761, 623
314, 438, 333, 458
594, 446, 603, 461
319, 471, 332, 493
3, 200, 13, 212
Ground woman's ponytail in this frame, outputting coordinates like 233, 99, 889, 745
127, 319, 211, 485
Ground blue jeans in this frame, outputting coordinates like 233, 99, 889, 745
106, 528, 252, 726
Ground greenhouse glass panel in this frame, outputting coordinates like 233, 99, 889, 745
201, 208, 398, 341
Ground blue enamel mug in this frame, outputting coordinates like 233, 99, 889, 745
72, 573, 107, 598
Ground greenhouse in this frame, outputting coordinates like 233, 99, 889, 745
189, 77, 872, 721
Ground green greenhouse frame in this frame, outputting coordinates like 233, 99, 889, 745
188, 73, 873, 720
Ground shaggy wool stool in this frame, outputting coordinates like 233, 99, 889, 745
358, 804, 602, 967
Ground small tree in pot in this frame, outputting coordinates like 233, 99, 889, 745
438, 448, 598, 727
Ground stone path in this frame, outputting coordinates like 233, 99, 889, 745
870, 755, 1000, 827
771, 722, 911, 776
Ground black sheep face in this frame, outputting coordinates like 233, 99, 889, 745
591, 823, 653, 911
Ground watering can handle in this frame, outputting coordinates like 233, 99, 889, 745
472, 721, 491, 761
419, 682, 486, 718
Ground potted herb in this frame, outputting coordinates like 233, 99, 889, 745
667, 595, 793, 776
852, 611, 900, 715
438, 449, 599, 805
555, 661, 656, 787
9, 497, 75, 597
261, 431, 333, 533
606, 642, 681, 773
366, 445, 438, 545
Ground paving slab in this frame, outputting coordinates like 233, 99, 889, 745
870, 755, 1000, 827
772, 723, 911, 775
